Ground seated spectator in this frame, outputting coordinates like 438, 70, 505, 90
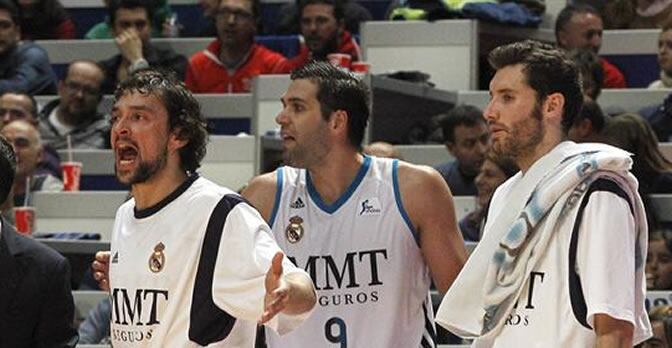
651, 22, 672, 89
568, 48, 604, 101
275, 0, 371, 35
459, 151, 518, 242
38, 60, 109, 149
556, 4, 627, 89
433, 104, 489, 196
185, 0, 286, 93
78, 299, 110, 344
85, 0, 174, 39
1, 120, 62, 207
0, 135, 77, 347
279, 0, 362, 71
99, 0, 187, 94
567, 98, 608, 142
13, 0, 75, 40
0, 0, 57, 95
642, 305, 672, 347
362, 141, 402, 159
0, 92, 61, 178
647, 232, 672, 290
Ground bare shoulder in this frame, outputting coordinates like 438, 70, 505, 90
396, 160, 448, 194
241, 171, 279, 222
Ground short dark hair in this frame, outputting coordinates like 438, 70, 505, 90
114, 69, 208, 174
290, 61, 370, 148
439, 104, 485, 143
568, 49, 603, 100
0, 92, 38, 119
0, 0, 18, 25
575, 98, 607, 132
0, 135, 15, 204
555, 4, 601, 44
488, 40, 583, 134
108, 0, 154, 26
298, 0, 344, 22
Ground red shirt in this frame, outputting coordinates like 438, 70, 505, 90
601, 58, 627, 88
186, 40, 287, 94
278, 30, 361, 73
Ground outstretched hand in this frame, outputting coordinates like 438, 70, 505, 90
260, 252, 290, 324
92, 251, 111, 292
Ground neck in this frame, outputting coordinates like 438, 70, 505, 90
661, 70, 672, 87
219, 41, 252, 67
517, 133, 564, 174
131, 167, 188, 210
56, 106, 77, 127
307, 149, 364, 205
13, 175, 28, 196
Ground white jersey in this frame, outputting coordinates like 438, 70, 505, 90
109, 176, 307, 347
474, 175, 651, 347
266, 156, 436, 348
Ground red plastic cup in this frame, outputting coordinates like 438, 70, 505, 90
14, 206, 35, 235
62, 161, 82, 192
327, 53, 352, 70
351, 62, 371, 74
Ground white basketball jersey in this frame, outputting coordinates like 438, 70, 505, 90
109, 176, 306, 347
266, 156, 436, 348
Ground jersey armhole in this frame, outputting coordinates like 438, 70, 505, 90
392, 159, 420, 246
268, 167, 283, 228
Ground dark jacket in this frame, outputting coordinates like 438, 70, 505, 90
0, 219, 78, 347
0, 41, 57, 95
38, 98, 110, 149
98, 43, 188, 94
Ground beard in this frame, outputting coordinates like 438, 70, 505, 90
306, 33, 339, 60
491, 103, 544, 161
282, 125, 330, 168
116, 147, 168, 185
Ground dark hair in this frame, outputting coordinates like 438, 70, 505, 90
555, 4, 601, 43
0, 92, 37, 119
568, 49, 604, 100
114, 69, 208, 173
438, 104, 485, 143
0, 135, 15, 204
298, 0, 344, 22
486, 151, 519, 178
488, 40, 584, 134
575, 98, 607, 132
0, 0, 18, 24
290, 61, 370, 148
109, 0, 154, 26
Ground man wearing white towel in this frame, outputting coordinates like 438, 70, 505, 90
436, 40, 652, 347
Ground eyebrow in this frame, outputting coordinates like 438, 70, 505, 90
111, 104, 157, 113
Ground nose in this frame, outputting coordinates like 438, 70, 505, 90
275, 107, 288, 126
112, 115, 131, 139
590, 35, 601, 51
483, 101, 496, 123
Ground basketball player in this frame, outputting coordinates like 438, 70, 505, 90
99, 69, 315, 347
436, 40, 652, 346
241, 62, 468, 347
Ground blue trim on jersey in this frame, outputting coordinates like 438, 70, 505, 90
392, 159, 420, 245
306, 155, 371, 214
269, 167, 283, 227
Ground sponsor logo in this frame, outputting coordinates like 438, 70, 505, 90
111, 251, 119, 264
110, 287, 168, 343
359, 198, 381, 216
290, 197, 305, 209
148, 243, 165, 273
285, 215, 304, 243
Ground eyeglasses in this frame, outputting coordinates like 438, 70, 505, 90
216, 8, 253, 22
64, 81, 100, 97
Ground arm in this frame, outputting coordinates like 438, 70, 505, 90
37, 257, 78, 348
397, 162, 467, 294
78, 299, 111, 344
594, 314, 633, 348
241, 171, 278, 223
0, 45, 55, 94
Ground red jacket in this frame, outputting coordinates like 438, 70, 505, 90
278, 30, 361, 73
601, 58, 626, 88
186, 40, 287, 94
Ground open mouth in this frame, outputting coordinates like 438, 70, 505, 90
116, 144, 138, 166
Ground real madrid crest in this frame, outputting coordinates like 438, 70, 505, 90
148, 242, 166, 273
285, 215, 304, 243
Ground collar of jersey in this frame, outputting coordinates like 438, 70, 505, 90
134, 174, 199, 219
306, 155, 371, 214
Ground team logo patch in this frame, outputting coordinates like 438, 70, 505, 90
359, 198, 382, 216
290, 197, 305, 209
285, 215, 304, 243
148, 242, 166, 273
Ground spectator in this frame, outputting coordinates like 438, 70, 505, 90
99, 0, 187, 94
568, 48, 604, 101
275, 0, 371, 35
77, 299, 110, 344
0, 92, 62, 178
0, 0, 57, 95
556, 4, 627, 89
642, 305, 672, 348
434, 104, 490, 196
85, 0, 174, 39
279, 0, 362, 72
362, 141, 402, 159
647, 232, 672, 291
185, 0, 286, 93
567, 98, 608, 142
13, 0, 75, 40
1, 120, 62, 207
0, 135, 78, 347
651, 22, 672, 89
459, 151, 518, 242
38, 60, 109, 149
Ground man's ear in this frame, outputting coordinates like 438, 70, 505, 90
543, 92, 565, 120
557, 30, 568, 48
169, 128, 189, 153
445, 141, 455, 155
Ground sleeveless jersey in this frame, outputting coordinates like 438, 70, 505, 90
109, 176, 306, 347
266, 156, 436, 348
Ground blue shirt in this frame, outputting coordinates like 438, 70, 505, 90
434, 160, 477, 196
0, 41, 57, 95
